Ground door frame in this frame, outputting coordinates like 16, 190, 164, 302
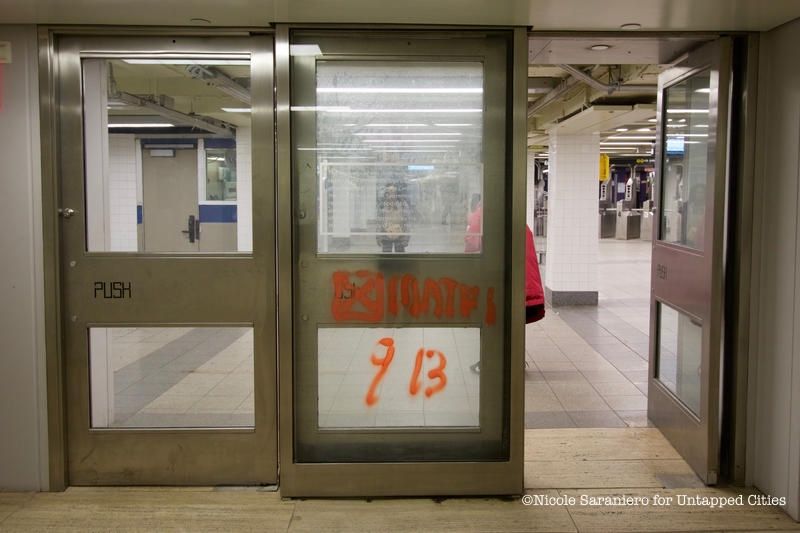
38, 26, 277, 489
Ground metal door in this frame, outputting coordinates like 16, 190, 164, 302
56, 34, 277, 485
279, 29, 526, 496
648, 38, 732, 484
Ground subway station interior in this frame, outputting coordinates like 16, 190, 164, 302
3, 1, 800, 531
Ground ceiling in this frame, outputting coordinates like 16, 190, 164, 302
1, 0, 800, 30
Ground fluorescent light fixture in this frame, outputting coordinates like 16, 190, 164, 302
666, 109, 709, 114
319, 156, 373, 159
434, 123, 475, 127
608, 136, 656, 140
636, 127, 651, 132
317, 87, 482, 94
381, 150, 449, 153
365, 145, 457, 149
666, 133, 708, 138
108, 123, 175, 128
408, 165, 435, 171
297, 147, 373, 151
600, 142, 654, 146
590, 44, 611, 51
697, 124, 709, 128
616, 128, 628, 132
290, 44, 322, 56
354, 132, 461, 136
648, 118, 657, 123
356, 123, 427, 127
695, 88, 711, 93
290, 106, 481, 113
362, 139, 461, 143
123, 58, 248, 65
667, 124, 687, 128
221, 107, 251, 113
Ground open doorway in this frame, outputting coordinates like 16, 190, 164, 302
523, 34, 719, 489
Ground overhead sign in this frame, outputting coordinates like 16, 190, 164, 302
599, 154, 610, 182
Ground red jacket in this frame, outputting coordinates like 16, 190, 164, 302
526, 225, 545, 309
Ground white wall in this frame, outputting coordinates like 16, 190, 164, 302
236, 126, 252, 252
0, 25, 48, 490
108, 134, 139, 251
750, 17, 800, 520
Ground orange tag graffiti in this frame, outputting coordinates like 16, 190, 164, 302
365, 337, 395, 407
331, 270, 385, 322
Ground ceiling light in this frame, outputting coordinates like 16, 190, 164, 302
381, 150, 450, 153
221, 107, 251, 113
108, 123, 175, 128
290, 106, 481, 113
695, 88, 711, 94
317, 87, 482, 94
354, 132, 461, 136
362, 139, 462, 143
666, 133, 708, 138
123, 57, 248, 65
434, 123, 476, 127
290, 44, 322, 56
620, 23, 642, 30
356, 123, 427, 127
697, 124, 709, 128
648, 118, 657, 123
637, 128, 651, 132
666, 109, 709, 114
616, 128, 628, 132
590, 44, 611, 51
608, 136, 656, 140
600, 142, 655, 146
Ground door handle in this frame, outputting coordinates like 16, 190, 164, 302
195, 217, 201, 241
181, 214, 197, 243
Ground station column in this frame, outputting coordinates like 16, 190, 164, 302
544, 132, 599, 305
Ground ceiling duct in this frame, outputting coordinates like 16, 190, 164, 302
109, 91, 236, 137
557, 64, 657, 95
184, 64, 251, 105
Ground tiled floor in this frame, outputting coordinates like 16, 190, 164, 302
3, 429, 798, 532
97, 327, 255, 428
318, 327, 479, 428
525, 239, 654, 429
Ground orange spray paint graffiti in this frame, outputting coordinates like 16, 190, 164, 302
331, 270, 496, 325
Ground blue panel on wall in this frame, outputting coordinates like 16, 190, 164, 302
205, 138, 236, 149
137, 205, 143, 224
199, 204, 237, 223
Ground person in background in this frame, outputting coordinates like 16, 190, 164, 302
464, 193, 483, 253
376, 183, 411, 253
470, 224, 545, 374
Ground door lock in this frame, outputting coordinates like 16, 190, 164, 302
59, 207, 76, 219
181, 214, 200, 243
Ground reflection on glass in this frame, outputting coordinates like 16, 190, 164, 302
205, 144, 238, 201
656, 303, 702, 415
659, 70, 710, 250
89, 327, 254, 428
82, 57, 253, 253
303, 61, 484, 254
317, 327, 480, 428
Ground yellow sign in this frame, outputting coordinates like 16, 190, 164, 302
599, 154, 610, 182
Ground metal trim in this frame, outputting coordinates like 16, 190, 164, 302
38, 26, 68, 492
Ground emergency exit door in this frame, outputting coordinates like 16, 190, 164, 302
56, 34, 277, 485
648, 38, 732, 484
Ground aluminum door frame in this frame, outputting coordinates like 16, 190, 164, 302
54, 33, 277, 485
276, 26, 528, 497
648, 37, 732, 485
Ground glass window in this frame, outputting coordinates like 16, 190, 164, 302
659, 70, 710, 250
205, 144, 238, 201
89, 326, 254, 428
318, 327, 480, 428
82, 57, 253, 253
306, 61, 484, 254
655, 303, 702, 415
